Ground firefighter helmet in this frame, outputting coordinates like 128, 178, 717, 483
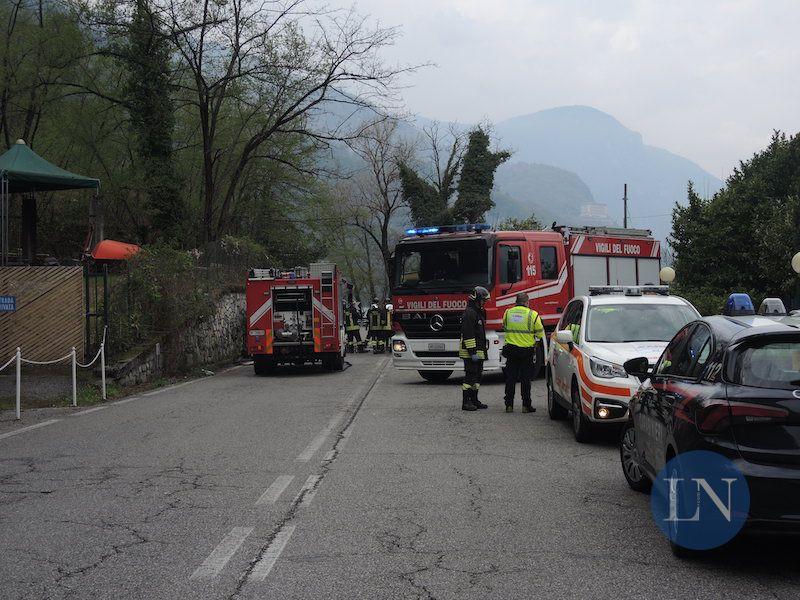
469, 286, 490, 302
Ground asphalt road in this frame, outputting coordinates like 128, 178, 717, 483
2, 353, 800, 599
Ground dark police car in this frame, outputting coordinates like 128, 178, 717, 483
619, 302, 800, 555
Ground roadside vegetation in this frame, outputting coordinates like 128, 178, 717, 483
670, 131, 800, 313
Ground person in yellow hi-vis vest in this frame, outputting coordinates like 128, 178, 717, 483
502, 292, 545, 413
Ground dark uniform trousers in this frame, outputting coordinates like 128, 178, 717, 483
463, 358, 484, 396
504, 346, 533, 408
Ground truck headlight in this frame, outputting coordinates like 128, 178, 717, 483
392, 340, 407, 353
589, 356, 627, 379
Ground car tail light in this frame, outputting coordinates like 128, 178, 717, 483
696, 399, 789, 434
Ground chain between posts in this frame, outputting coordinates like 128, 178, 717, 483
1, 327, 108, 420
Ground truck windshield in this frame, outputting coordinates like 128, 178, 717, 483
394, 239, 491, 292
586, 303, 698, 343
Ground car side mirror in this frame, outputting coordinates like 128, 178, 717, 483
555, 330, 574, 345
623, 356, 651, 382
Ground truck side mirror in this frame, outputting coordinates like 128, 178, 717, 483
506, 256, 519, 284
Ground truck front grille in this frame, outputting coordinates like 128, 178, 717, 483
396, 312, 462, 339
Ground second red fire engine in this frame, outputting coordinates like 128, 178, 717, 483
390, 224, 661, 381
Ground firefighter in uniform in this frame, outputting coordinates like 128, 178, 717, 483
345, 302, 362, 352
459, 286, 490, 411
502, 292, 545, 413
382, 302, 394, 353
367, 299, 384, 353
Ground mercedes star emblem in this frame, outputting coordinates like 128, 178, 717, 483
429, 314, 445, 332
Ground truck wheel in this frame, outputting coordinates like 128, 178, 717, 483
323, 353, 345, 372
253, 356, 274, 376
418, 370, 452, 383
333, 353, 345, 372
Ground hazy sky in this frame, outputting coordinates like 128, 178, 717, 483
336, 0, 800, 178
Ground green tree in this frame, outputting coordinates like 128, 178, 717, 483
498, 213, 542, 231
124, 0, 182, 242
452, 127, 510, 223
669, 131, 800, 309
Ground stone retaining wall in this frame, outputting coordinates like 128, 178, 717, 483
111, 292, 245, 385
164, 293, 246, 373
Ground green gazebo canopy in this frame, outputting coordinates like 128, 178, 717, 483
0, 139, 99, 193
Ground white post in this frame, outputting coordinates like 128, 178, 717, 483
15, 347, 21, 420
71, 346, 77, 407
100, 342, 107, 400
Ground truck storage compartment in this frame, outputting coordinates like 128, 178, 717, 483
272, 288, 313, 344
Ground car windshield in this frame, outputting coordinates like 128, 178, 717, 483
586, 303, 698, 343
394, 239, 490, 291
732, 340, 800, 390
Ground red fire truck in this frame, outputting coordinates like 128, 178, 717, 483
390, 224, 661, 381
246, 263, 346, 375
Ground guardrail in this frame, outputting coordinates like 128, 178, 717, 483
0, 328, 107, 420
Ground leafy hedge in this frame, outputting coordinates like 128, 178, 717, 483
108, 236, 271, 356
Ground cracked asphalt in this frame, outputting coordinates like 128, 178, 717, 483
2, 353, 800, 599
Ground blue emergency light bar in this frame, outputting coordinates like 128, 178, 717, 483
723, 293, 755, 316
404, 223, 491, 236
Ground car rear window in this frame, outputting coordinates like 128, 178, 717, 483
731, 341, 800, 390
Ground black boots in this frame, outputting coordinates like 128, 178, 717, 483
472, 391, 488, 410
462, 389, 487, 411
462, 389, 478, 411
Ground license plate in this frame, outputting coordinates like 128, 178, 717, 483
428, 342, 445, 351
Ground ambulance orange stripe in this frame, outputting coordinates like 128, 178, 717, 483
580, 387, 593, 414
565, 345, 631, 397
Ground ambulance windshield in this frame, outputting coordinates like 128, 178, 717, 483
394, 239, 491, 292
586, 303, 698, 343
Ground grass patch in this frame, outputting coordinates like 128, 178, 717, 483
53, 381, 124, 407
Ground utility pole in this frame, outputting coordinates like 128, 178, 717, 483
623, 183, 628, 229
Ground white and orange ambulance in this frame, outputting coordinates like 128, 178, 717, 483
546, 286, 699, 442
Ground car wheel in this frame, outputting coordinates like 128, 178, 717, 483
547, 369, 568, 420
571, 382, 593, 443
418, 370, 452, 383
620, 421, 651, 493
664, 456, 705, 559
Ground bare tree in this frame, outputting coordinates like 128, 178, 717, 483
132, 0, 412, 243
399, 122, 465, 226
344, 118, 413, 286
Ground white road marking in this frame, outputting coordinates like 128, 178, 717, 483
255, 475, 295, 506
296, 414, 343, 462
69, 406, 107, 417
190, 526, 253, 580
294, 474, 322, 507
0, 419, 60, 441
322, 450, 335, 461
249, 525, 297, 582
